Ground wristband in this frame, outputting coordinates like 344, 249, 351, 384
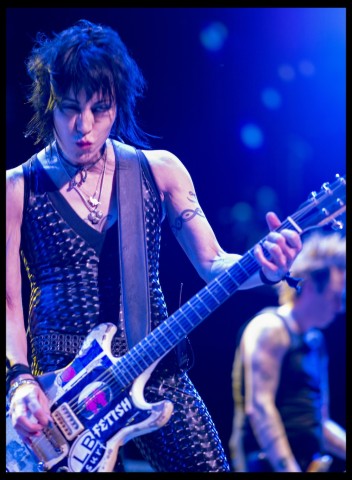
6, 363, 32, 394
260, 269, 303, 292
8, 378, 39, 402
259, 269, 281, 285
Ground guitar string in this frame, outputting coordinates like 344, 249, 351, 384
27, 184, 346, 464
50, 210, 316, 416
47, 193, 345, 419
31, 205, 346, 464
52, 255, 278, 417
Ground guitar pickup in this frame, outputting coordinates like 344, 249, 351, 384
52, 402, 84, 440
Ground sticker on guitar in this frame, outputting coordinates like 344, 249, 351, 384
6, 174, 346, 472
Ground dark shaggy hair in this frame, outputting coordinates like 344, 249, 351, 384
24, 19, 151, 147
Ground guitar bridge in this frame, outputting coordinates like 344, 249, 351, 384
29, 422, 69, 471
52, 402, 84, 440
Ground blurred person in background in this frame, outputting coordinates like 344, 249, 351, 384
229, 231, 346, 472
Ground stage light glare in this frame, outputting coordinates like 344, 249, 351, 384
200, 21, 228, 52
261, 88, 282, 109
240, 123, 264, 149
278, 63, 296, 81
298, 59, 316, 77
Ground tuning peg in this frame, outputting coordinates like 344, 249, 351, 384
334, 173, 346, 184
308, 191, 317, 199
321, 182, 331, 192
330, 218, 344, 231
336, 197, 345, 207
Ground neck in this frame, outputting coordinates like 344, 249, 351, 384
56, 142, 107, 189
56, 142, 107, 173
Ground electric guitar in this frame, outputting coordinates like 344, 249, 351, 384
6, 175, 346, 472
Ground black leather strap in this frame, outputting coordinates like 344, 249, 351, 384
114, 142, 151, 348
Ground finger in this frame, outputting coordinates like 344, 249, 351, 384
267, 232, 302, 270
281, 229, 303, 251
11, 404, 44, 438
266, 211, 302, 253
266, 211, 281, 231
254, 244, 280, 273
267, 232, 294, 264
27, 398, 51, 426
263, 240, 286, 267
255, 237, 293, 280
16, 422, 43, 439
29, 390, 52, 425
266, 228, 302, 258
10, 385, 51, 429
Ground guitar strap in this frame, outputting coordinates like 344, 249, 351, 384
113, 141, 193, 370
113, 141, 151, 348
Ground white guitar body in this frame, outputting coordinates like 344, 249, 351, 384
7, 323, 173, 473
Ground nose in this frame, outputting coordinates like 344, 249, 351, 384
76, 110, 93, 135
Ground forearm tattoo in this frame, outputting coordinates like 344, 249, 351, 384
171, 191, 205, 234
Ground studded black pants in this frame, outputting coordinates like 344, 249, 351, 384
129, 369, 230, 472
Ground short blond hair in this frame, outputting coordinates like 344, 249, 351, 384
277, 231, 346, 305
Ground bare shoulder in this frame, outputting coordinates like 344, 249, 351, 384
141, 149, 192, 192
6, 165, 24, 193
6, 166, 24, 215
142, 149, 190, 175
243, 312, 290, 352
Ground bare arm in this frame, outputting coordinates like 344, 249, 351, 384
322, 420, 346, 460
6, 167, 28, 366
241, 314, 302, 472
6, 167, 51, 441
144, 150, 302, 286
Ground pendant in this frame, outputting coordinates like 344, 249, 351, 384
69, 168, 87, 190
88, 210, 103, 224
88, 196, 101, 207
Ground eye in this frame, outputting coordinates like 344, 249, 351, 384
60, 103, 80, 113
93, 103, 111, 114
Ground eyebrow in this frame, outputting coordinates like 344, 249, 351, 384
61, 96, 79, 103
61, 96, 108, 105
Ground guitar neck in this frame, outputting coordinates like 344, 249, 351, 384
112, 227, 285, 386
111, 174, 346, 389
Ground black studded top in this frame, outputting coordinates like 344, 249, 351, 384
20, 144, 169, 375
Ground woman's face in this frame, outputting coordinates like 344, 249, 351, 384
53, 89, 117, 165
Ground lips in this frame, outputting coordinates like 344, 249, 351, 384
76, 141, 92, 148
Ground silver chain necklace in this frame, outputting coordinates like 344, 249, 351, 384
57, 145, 107, 225
57, 143, 107, 190
73, 156, 107, 224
